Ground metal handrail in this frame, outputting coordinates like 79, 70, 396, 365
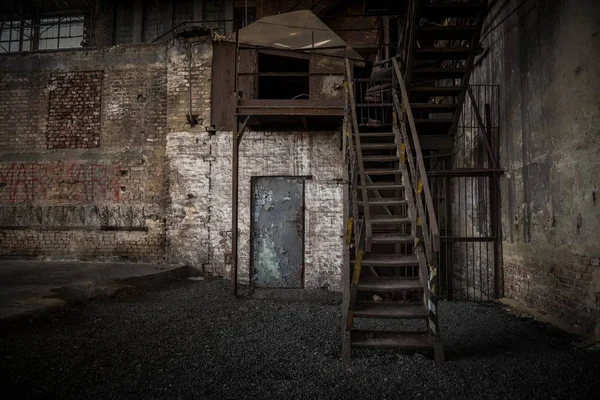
392, 57, 440, 253
344, 58, 372, 251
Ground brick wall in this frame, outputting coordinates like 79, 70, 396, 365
0, 44, 169, 261
166, 129, 345, 290
0, 34, 346, 291
46, 71, 103, 149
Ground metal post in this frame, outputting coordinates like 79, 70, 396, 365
231, 30, 240, 296
232, 120, 239, 296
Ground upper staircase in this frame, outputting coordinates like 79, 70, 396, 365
342, 0, 488, 361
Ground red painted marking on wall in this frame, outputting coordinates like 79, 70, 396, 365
0, 161, 121, 204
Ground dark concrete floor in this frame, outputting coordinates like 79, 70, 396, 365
1, 278, 599, 399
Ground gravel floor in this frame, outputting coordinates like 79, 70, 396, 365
1, 278, 599, 399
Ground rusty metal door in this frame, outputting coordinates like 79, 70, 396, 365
251, 177, 304, 288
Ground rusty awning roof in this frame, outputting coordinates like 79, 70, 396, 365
230, 10, 363, 60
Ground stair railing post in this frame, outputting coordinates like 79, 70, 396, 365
344, 58, 372, 252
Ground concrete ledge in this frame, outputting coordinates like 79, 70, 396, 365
0, 261, 189, 323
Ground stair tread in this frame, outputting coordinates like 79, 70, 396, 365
354, 302, 429, 319
362, 253, 418, 266
363, 168, 402, 175
359, 132, 395, 137
351, 330, 433, 349
371, 233, 414, 243
358, 199, 408, 206
370, 215, 411, 224
360, 143, 397, 149
363, 155, 399, 162
358, 276, 423, 292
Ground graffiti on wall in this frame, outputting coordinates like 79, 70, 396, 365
0, 162, 121, 204
0, 204, 148, 229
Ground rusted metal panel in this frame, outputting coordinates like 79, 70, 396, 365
238, 48, 257, 99
251, 177, 304, 288
211, 41, 235, 131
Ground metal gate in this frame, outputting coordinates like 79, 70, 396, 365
251, 177, 305, 288
429, 85, 502, 301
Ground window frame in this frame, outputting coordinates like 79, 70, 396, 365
0, 10, 89, 54
0, 17, 34, 53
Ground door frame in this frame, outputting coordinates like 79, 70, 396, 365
249, 175, 307, 289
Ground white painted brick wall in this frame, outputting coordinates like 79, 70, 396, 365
167, 129, 345, 290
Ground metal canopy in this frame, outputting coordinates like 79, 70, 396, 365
230, 10, 363, 61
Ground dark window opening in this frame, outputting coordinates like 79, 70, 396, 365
257, 53, 309, 100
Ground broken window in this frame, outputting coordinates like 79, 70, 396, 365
257, 53, 309, 100
0, 19, 33, 53
38, 15, 86, 50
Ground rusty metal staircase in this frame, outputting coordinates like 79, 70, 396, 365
342, 0, 488, 361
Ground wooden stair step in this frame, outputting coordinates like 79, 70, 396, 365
359, 132, 395, 138
415, 47, 472, 60
421, 3, 482, 18
370, 215, 411, 224
412, 67, 468, 79
362, 253, 418, 267
351, 330, 432, 349
363, 168, 402, 175
354, 302, 429, 319
410, 86, 463, 97
371, 233, 414, 243
358, 198, 408, 207
417, 26, 477, 40
360, 143, 397, 150
358, 276, 423, 292
358, 183, 404, 190
363, 155, 399, 162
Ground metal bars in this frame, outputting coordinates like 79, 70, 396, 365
430, 84, 502, 301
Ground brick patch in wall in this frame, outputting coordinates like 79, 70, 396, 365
46, 71, 103, 149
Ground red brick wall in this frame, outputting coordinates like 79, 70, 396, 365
0, 44, 169, 261
46, 72, 103, 149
